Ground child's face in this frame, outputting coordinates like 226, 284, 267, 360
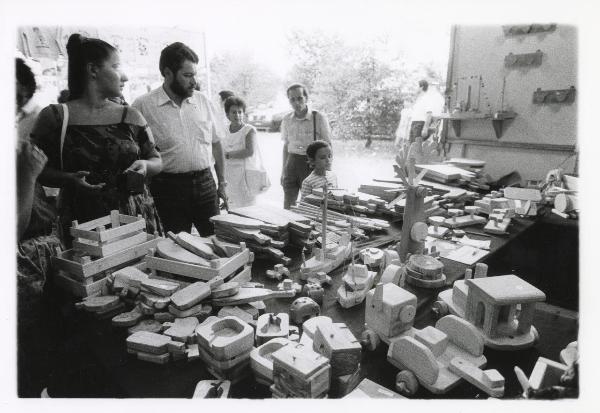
227, 105, 245, 126
311, 146, 332, 173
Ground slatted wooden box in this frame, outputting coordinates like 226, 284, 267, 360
52, 233, 162, 297
144, 237, 252, 283
70, 210, 148, 258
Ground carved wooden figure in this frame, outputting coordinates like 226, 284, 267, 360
256, 313, 290, 345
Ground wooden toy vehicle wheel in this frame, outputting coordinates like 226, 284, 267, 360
431, 300, 449, 318
360, 329, 380, 351
531, 327, 539, 344
395, 370, 419, 396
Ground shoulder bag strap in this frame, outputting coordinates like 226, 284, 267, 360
59, 103, 69, 170
312, 110, 318, 141
120, 106, 128, 123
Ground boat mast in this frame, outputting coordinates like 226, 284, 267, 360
321, 182, 328, 261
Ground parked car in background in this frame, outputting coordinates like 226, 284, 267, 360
247, 103, 289, 132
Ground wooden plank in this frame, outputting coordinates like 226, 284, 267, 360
75, 215, 111, 231
174, 232, 219, 259
210, 214, 265, 229
156, 238, 211, 266
73, 231, 147, 257
212, 287, 296, 306
119, 214, 141, 224
145, 255, 218, 281
52, 234, 162, 279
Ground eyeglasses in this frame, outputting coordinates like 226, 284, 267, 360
288, 96, 306, 102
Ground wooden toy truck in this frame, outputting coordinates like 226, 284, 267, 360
435, 274, 545, 350
362, 283, 504, 397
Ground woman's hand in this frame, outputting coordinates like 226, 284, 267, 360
126, 160, 148, 176
69, 171, 106, 192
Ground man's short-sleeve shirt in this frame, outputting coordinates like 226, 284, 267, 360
281, 108, 331, 155
132, 86, 224, 173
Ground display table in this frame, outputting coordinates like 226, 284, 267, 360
27, 214, 578, 398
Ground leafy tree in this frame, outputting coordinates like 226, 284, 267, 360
209, 50, 282, 108
285, 30, 446, 144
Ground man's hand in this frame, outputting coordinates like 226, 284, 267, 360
69, 171, 106, 192
217, 181, 228, 210
126, 160, 148, 176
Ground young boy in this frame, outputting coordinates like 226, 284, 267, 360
300, 140, 337, 201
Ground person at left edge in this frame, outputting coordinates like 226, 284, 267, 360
132, 42, 227, 236
32, 33, 163, 246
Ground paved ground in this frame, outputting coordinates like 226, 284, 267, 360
254, 131, 398, 208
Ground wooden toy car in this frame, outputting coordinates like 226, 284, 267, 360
435, 273, 545, 350
289, 297, 320, 325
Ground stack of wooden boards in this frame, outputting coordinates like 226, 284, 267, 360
213, 205, 314, 263
52, 211, 162, 297
291, 201, 389, 234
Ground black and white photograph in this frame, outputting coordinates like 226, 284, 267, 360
3, 0, 597, 411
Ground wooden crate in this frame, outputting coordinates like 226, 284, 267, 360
70, 211, 147, 258
144, 238, 252, 282
53, 234, 162, 280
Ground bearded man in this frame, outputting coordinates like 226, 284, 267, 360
133, 42, 227, 235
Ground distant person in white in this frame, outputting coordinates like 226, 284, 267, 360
408, 79, 444, 142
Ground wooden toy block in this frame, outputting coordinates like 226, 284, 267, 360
306, 271, 332, 286
172, 232, 219, 260
313, 322, 361, 376
211, 282, 240, 299
168, 302, 212, 320
528, 357, 569, 390
379, 264, 403, 285
139, 292, 170, 310
52, 233, 161, 281
489, 197, 510, 210
277, 279, 302, 294
288, 325, 300, 342
484, 215, 510, 234
141, 278, 180, 296
156, 238, 211, 266
77, 295, 121, 313
290, 297, 321, 325
443, 213, 486, 229
302, 316, 333, 339
256, 313, 290, 345
414, 326, 449, 358
195, 316, 254, 361
186, 343, 201, 361
167, 340, 187, 355
449, 357, 505, 397
272, 342, 331, 398
302, 283, 324, 304
330, 365, 361, 397
154, 312, 176, 323
343, 378, 405, 399
435, 315, 484, 357
193, 380, 231, 398
250, 338, 292, 382
474, 263, 488, 278
138, 301, 156, 316
93, 301, 127, 319
428, 215, 450, 238
112, 309, 143, 327
146, 238, 252, 282
217, 306, 256, 325
365, 284, 417, 341
163, 317, 199, 343
112, 266, 149, 289
136, 350, 171, 365
127, 319, 164, 335
170, 282, 211, 310
212, 287, 295, 307
127, 331, 172, 354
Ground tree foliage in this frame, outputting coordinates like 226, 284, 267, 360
286, 30, 445, 142
209, 50, 282, 108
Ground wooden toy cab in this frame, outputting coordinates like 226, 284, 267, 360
435, 274, 545, 350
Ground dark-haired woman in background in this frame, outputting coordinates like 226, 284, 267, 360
31, 33, 162, 245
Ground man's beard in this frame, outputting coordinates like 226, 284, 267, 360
170, 78, 194, 99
